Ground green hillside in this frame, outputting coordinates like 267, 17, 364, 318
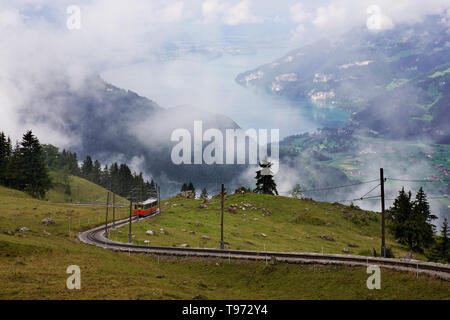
0, 185, 449, 299
111, 193, 418, 259
45, 172, 128, 205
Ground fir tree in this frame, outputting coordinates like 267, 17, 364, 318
16, 131, 52, 198
0, 132, 8, 185
92, 160, 102, 185
187, 182, 195, 195
428, 218, 450, 263
412, 187, 437, 249
254, 157, 278, 195
388, 188, 414, 251
200, 187, 208, 199
388, 187, 437, 252
81, 156, 94, 179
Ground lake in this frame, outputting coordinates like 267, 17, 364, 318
101, 47, 350, 139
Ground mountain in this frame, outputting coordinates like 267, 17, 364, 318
236, 16, 450, 143
20, 74, 244, 197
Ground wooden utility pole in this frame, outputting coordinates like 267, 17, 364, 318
220, 184, 224, 249
129, 199, 133, 243
105, 192, 110, 238
380, 168, 386, 258
157, 184, 161, 213
112, 193, 116, 229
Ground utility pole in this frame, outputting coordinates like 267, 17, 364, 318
157, 184, 161, 213
220, 184, 224, 249
105, 191, 110, 238
112, 193, 116, 229
129, 198, 133, 243
380, 168, 386, 258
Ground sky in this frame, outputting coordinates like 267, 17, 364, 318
1, 0, 450, 144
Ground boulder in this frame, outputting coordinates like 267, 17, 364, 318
342, 247, 350, 253
181, 243, 189, 248
41, 218, 55, 226
318, 234, 335, 241
19, 227, 30, 232
2, 229, 14, 236
177, 190, 195, 199
146, 230, 155, 236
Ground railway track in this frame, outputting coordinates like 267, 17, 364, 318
77, 212, 450, 281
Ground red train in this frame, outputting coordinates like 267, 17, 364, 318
133, 198, 159, 217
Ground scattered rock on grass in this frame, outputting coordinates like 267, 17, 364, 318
318, 234, 335, 241
42, 218, 55, 226
201, 235, 210, 240
2, 229, 14, 236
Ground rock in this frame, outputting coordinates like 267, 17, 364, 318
245, 240, 255, 245
192, 294, 201, 300
318, 234, 335, 241
400, 252, 414, 260
177, 190, 195, 199
146, 230, 155, 236
342, 247, 350, 253
2, 229, 14, 236
42, 218, 55, 226
201, 235, 210, 240
19, 227, 30, 232
194, 222, 202, 227
43, 231, 51, 236
181, 243, 189, 248
359, 231, 369, 236
348, 243, 358, 248
189, 231, 195, 235
181, 229, 187, 232
198, 204, 208, 209
156, 275, 165, 279
227, 206, 237, 214
260, 233, 267, 237
144, 240, 150, 244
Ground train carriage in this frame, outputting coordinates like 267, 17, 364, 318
133, 198, 159, 217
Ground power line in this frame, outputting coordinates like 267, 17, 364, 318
358, 183, 381, 200
387, 178, 450, 183
279, 179, 379, 194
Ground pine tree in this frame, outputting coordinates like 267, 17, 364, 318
0, 132, 7, 185
181, 183, 188, 192
388, 187, 437, 252
428, 218, 450, 263
17, 131, 52, 198
92, 160, 102, 185
388, 188, 414, 251
81, 156, 94, 179
187, 182, 195, 195
412, 187, 437, 249
200, 188, 208, 199
254, 157, 278, 195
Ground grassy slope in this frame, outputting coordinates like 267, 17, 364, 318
113, 193, 419, 258
0, 186, 449, 299
46, 174, 128, 205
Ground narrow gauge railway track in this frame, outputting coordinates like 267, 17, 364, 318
77, 212, 450, 281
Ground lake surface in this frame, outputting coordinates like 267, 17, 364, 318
101, 48, 350, 139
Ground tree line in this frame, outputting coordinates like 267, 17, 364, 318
0, 130, 52, 198
0, 129, 156, 202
